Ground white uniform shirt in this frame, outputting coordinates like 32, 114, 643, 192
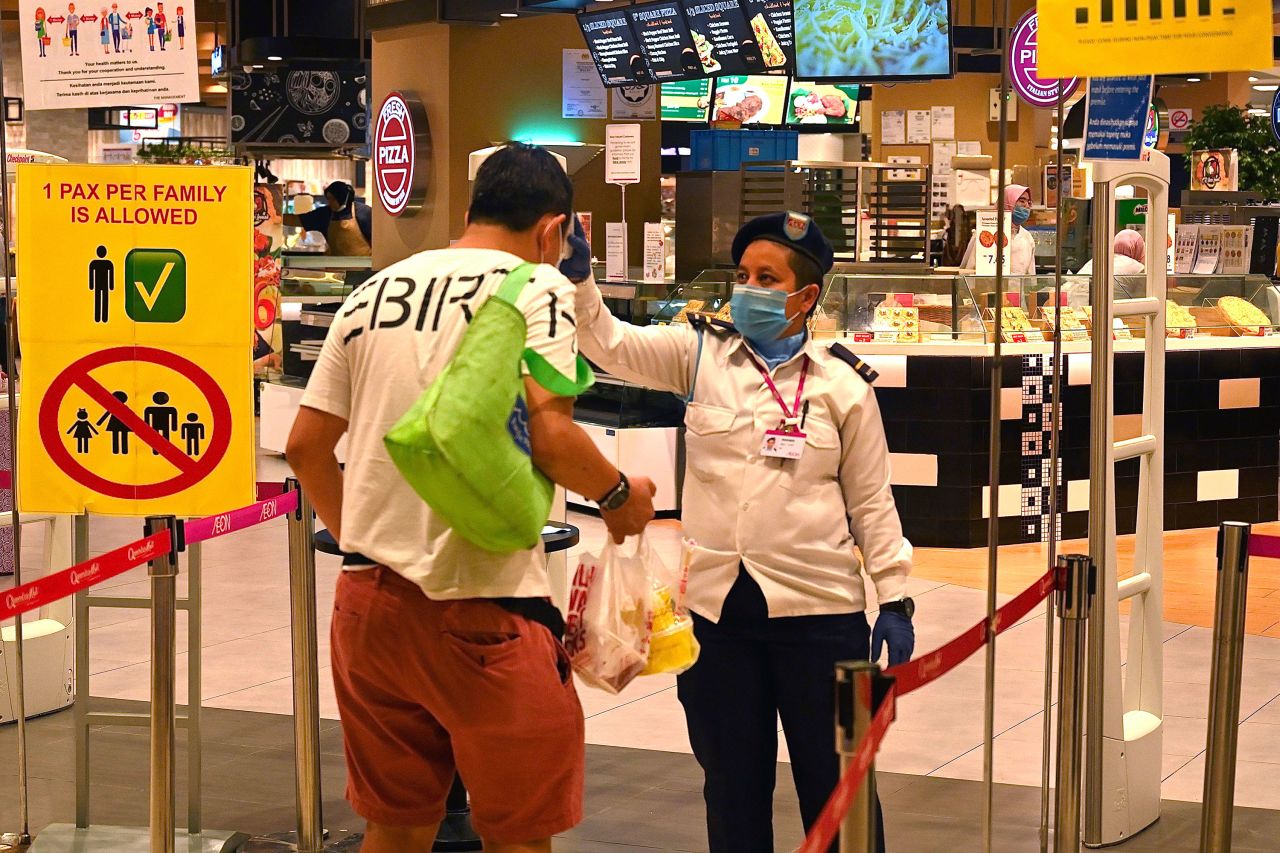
960, 226, 1038, 275
576, 281, 911, 622
301, 249, 578, 600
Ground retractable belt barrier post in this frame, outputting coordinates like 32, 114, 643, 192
145, 516, 181, 853
1200, 522, 1252, 853
835, 662, 884, 853
1054, 555, 1095, 853
286, 478, 324, 853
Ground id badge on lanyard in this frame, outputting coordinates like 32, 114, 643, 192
748, 354, 810, 460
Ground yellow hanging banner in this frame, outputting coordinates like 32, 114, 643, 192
17, 164, 256, 517
1037, 0, 1273, 78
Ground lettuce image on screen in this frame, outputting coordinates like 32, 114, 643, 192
795, 0, 951, 80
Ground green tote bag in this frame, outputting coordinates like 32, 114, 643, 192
384, 263, 593, 553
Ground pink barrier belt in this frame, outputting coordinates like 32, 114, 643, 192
185, 489, 299, 545
0, 529, 171, 621
1248, 533, 1280, 560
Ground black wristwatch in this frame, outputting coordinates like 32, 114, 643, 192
597, 473, 631, 512
880, 598, 915, 619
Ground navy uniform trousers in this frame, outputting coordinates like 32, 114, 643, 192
677, 568, 887, 853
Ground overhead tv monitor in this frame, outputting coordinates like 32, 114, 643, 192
578, 8, 654, 87
661, 79, 713, 122
787, 82, 859, 126
794, 0, 953, 82
711, 75, 789, 125
627, 2, 701, 82
681, 0, 766, 77
742, 0, 796, 72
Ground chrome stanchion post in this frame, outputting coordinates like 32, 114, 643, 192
836, 661, 879, 853
1199, 522, 1251, 853
146, 516, 180, 853
286, 478, 324, 853
1054, 554, 1094, 853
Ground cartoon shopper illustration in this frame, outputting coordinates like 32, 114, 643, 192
34, 7, 49, 58
175, 5, 184, 49
144, 6, 154, 51
153, 2, 166, 50
97, 391, 131, 455
107, 2, 121, 52
66, 409, 98, 454
65, 3, 80, 56
99, 8, 109, 55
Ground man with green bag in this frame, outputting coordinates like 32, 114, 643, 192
287, 142, 655, 853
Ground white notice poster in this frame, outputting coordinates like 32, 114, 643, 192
957, 141, 983, 156
21, 1, 200, 110
1220, 225, 1249, 275
612, 85, 657, 120
975, 211, 1013, 276
563, 49, 607, 119
907, 110, 931, 144
605, 124, 642, 185
931, 141, 957, 175
1193, 224, 1222, 275
880, 110, 906, 145
1173, 224, 1199, 274
643, 223, 665, 283
606, 222, 628, 282
931, 106, 956, 140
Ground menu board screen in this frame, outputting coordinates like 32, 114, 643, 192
628, 2, 700, 82
787, 82, 859, 125
661, 79, 713, 122
712, 75, 789, 125
578, 9, 654, 87
682, 0, 765, 77
794, 0, 953, 81
742, 0, 796, 71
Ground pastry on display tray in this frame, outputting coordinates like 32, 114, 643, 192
1041, 306, 1088, 340
873, 304, 920, 343
672, 299, 706, 324
1216, 296, 1272, 336
1165, 301, 1197, 337
1000, 306, 1034, 332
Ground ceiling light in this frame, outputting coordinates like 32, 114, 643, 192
267, 55, 283, 61
1248, 108, 1268, 116
1186, 77, 1201, 82
1253, 84, 1278, 91
1249, 76, 1259, 82
500, 12, 517, 17
252, 64, 264, 69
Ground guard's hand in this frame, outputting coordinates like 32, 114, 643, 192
601, 475, 656, 544
871, 610, 915, 667
559, 213, 593, 284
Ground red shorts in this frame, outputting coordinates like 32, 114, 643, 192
330, 567, 585, 843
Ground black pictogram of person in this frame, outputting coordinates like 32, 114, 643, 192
89, 245, 114, 324
65, 408, 98, 454
96, 391, 131, 454
181, 412, 204, 457
143, 391, 178, 454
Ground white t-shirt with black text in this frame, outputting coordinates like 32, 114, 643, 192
300, 248, 579, 600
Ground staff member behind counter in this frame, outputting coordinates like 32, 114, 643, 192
565, 211, 915, 852
959, 184, 1037, 275
283, 180, 373, 257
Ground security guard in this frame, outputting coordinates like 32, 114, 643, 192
565, 212, 915, 852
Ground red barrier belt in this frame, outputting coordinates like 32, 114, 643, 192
186, 490, 299, 545
797, 690, 897, 853
1249, 533, 1280, 560
888, 567, 1060, 697
256, 481, 289, 500
0, 529, 171, 622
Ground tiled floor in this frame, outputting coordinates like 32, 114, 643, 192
3, 446, 1280, 847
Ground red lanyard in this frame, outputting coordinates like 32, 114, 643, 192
746, 353, 810, 423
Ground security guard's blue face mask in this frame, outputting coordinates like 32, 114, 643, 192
1012, 205, 1031, 225
731, 283, 800, 344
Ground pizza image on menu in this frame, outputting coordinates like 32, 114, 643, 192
692, 30, 721, 74
751, 14, 786, 68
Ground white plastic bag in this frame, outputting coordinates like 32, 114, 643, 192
564, 535, 656, 694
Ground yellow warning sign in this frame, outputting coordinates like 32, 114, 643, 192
1037, 0, 1272, 78
17, 164, 256, 517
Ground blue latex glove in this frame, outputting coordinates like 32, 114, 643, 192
559, 214, 593, 283
871, 610, 915, 667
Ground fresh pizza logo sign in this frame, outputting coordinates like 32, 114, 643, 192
374, 92, 416, 217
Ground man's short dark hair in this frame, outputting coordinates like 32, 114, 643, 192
469, 142, 574, 233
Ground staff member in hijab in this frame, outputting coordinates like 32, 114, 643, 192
960, 184, 1038, 275
565, 211, 914, 853
284, 180, 373, 257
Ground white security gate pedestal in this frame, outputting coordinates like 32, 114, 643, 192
1083, 151, 1169, 847
29, 824, 244, 852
